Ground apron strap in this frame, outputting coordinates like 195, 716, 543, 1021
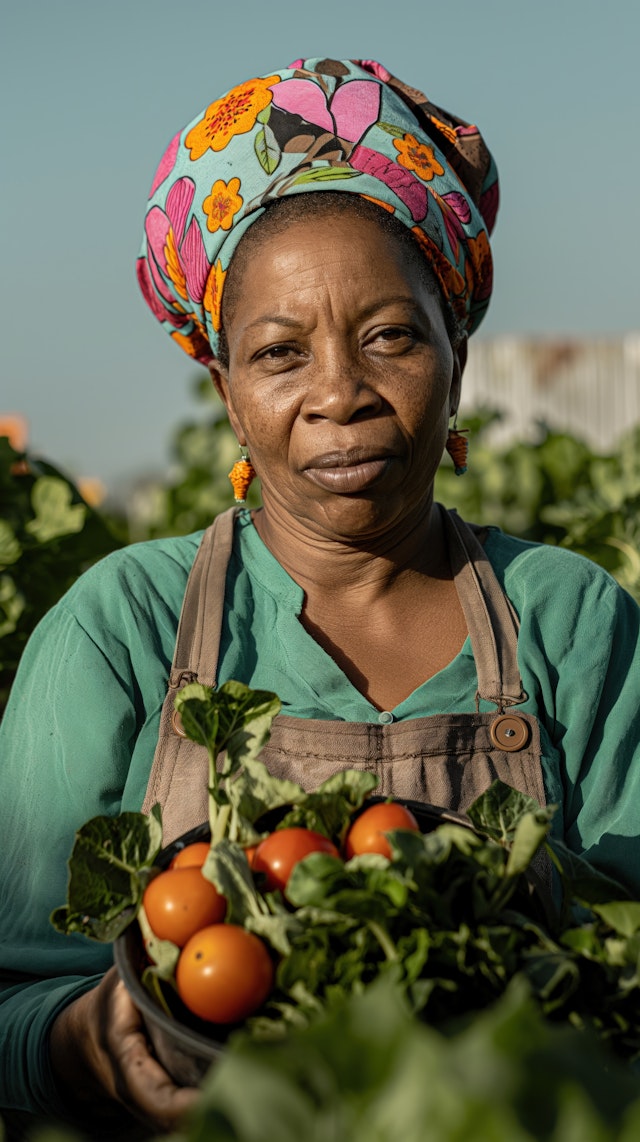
442, 507, 526, 710
141, 507, 238, 831
169, 506, 239, 689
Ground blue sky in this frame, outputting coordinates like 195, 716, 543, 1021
2, 0, 639, 490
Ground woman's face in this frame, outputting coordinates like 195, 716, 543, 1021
212, 209, 465, 542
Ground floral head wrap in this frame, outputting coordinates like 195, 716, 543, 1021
137, 58, 499, 365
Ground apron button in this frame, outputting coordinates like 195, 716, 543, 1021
171, 709, 188, 738
490, 714, 530, 752
378, 711, 394, 724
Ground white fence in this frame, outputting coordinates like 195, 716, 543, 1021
462, 335, 640, 451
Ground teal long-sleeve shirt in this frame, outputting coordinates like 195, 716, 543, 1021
2, 509, 640, 1115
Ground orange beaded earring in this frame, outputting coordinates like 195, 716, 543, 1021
228, 447, 256, 503
445, 415, 469, 476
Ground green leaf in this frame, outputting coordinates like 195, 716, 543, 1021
277, 770, 378, 843
202, 839, 270, 926
377, 120, 406, 138
50, 807, 163, 941
0, 521, 21, 567
591, 900, 640, 938
467, 780, 551, 845
175, 681, 281, 772
315, 770, 379, 805
291, 167, 361, 186
505, 810, 552, 878
26, 477, 86, 543
256, 106, 271, 125
547, 838, 632, 905
173, 681, 221, 751
254, 124, 281, 174
0, 573, 24, 639
226, 755, 306, 836
285, 852, 353, 909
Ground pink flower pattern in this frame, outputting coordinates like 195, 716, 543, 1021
149, 131, 181, 197
270, 77, 381, 145
144, 176, 210, 306
350, 145, 428, 222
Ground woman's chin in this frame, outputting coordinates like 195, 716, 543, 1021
285, 490, 427, 545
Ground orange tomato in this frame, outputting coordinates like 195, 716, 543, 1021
143, 866, 227, 946
344, 801, 420, 859
252, 828, 340, 893
170, 841, 211, 869
176, 924, 274, 1023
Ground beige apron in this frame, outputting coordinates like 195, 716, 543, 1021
142, 506, 547, 855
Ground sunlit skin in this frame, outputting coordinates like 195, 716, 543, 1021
211, 211, 470, 709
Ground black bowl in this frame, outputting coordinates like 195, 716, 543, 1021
113, 798, 481, 1085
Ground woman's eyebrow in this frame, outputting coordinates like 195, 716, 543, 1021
243, 315, 303, 332
243, 297, 422, 333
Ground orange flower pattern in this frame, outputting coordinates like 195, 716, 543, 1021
464, 230, 493, 303
203, 260, 226, 334
185, 76, 280, 159
203, 178, 243, 233
427, 114, 459, 146
411, 227, 468, 319
393, 134, 445, 182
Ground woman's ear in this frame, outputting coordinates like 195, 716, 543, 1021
208, 362, 246, 445
208, 361, 229, 405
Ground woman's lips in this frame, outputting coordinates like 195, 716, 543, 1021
303, 453, 393, 493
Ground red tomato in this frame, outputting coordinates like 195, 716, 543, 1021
143, 866, 227, 947
252, 828, 340, 893
176, 924, 274, 1023
243, 844, 258, 868
170, 841, 211, 869
344, 801, 420, 859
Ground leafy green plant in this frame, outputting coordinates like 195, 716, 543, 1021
435, 412, 640, 602
52, 683, 640, 1063
0, 438, 124, 717
184, 977, 640, 1142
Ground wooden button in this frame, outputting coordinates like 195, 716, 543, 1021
171, 709, 187, 738
489, 714, 530, 752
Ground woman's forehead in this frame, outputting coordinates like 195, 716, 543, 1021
222, 199, 438, 321
224, 213, 443, 343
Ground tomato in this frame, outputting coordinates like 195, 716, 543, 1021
243, 844, 258, 868
344, 801, 420, 859
252, 828, 340, 893
176, 923, 274, 1023
143, 866, 227, 946
170, 841, 211, 869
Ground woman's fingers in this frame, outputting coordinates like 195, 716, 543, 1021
50, 967, 199, 1133
105, 976, 199, 1129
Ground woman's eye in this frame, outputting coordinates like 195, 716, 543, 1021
372, 327, 416, 345
259, 344, 296, 361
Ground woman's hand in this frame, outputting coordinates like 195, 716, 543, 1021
50, 966, 199, 1134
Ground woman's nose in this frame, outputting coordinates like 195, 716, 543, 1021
301, 350, 383, 424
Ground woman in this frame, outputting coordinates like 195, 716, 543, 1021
1, 58, 639, 1137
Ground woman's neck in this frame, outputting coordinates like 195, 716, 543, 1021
251, 498, 451, 600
